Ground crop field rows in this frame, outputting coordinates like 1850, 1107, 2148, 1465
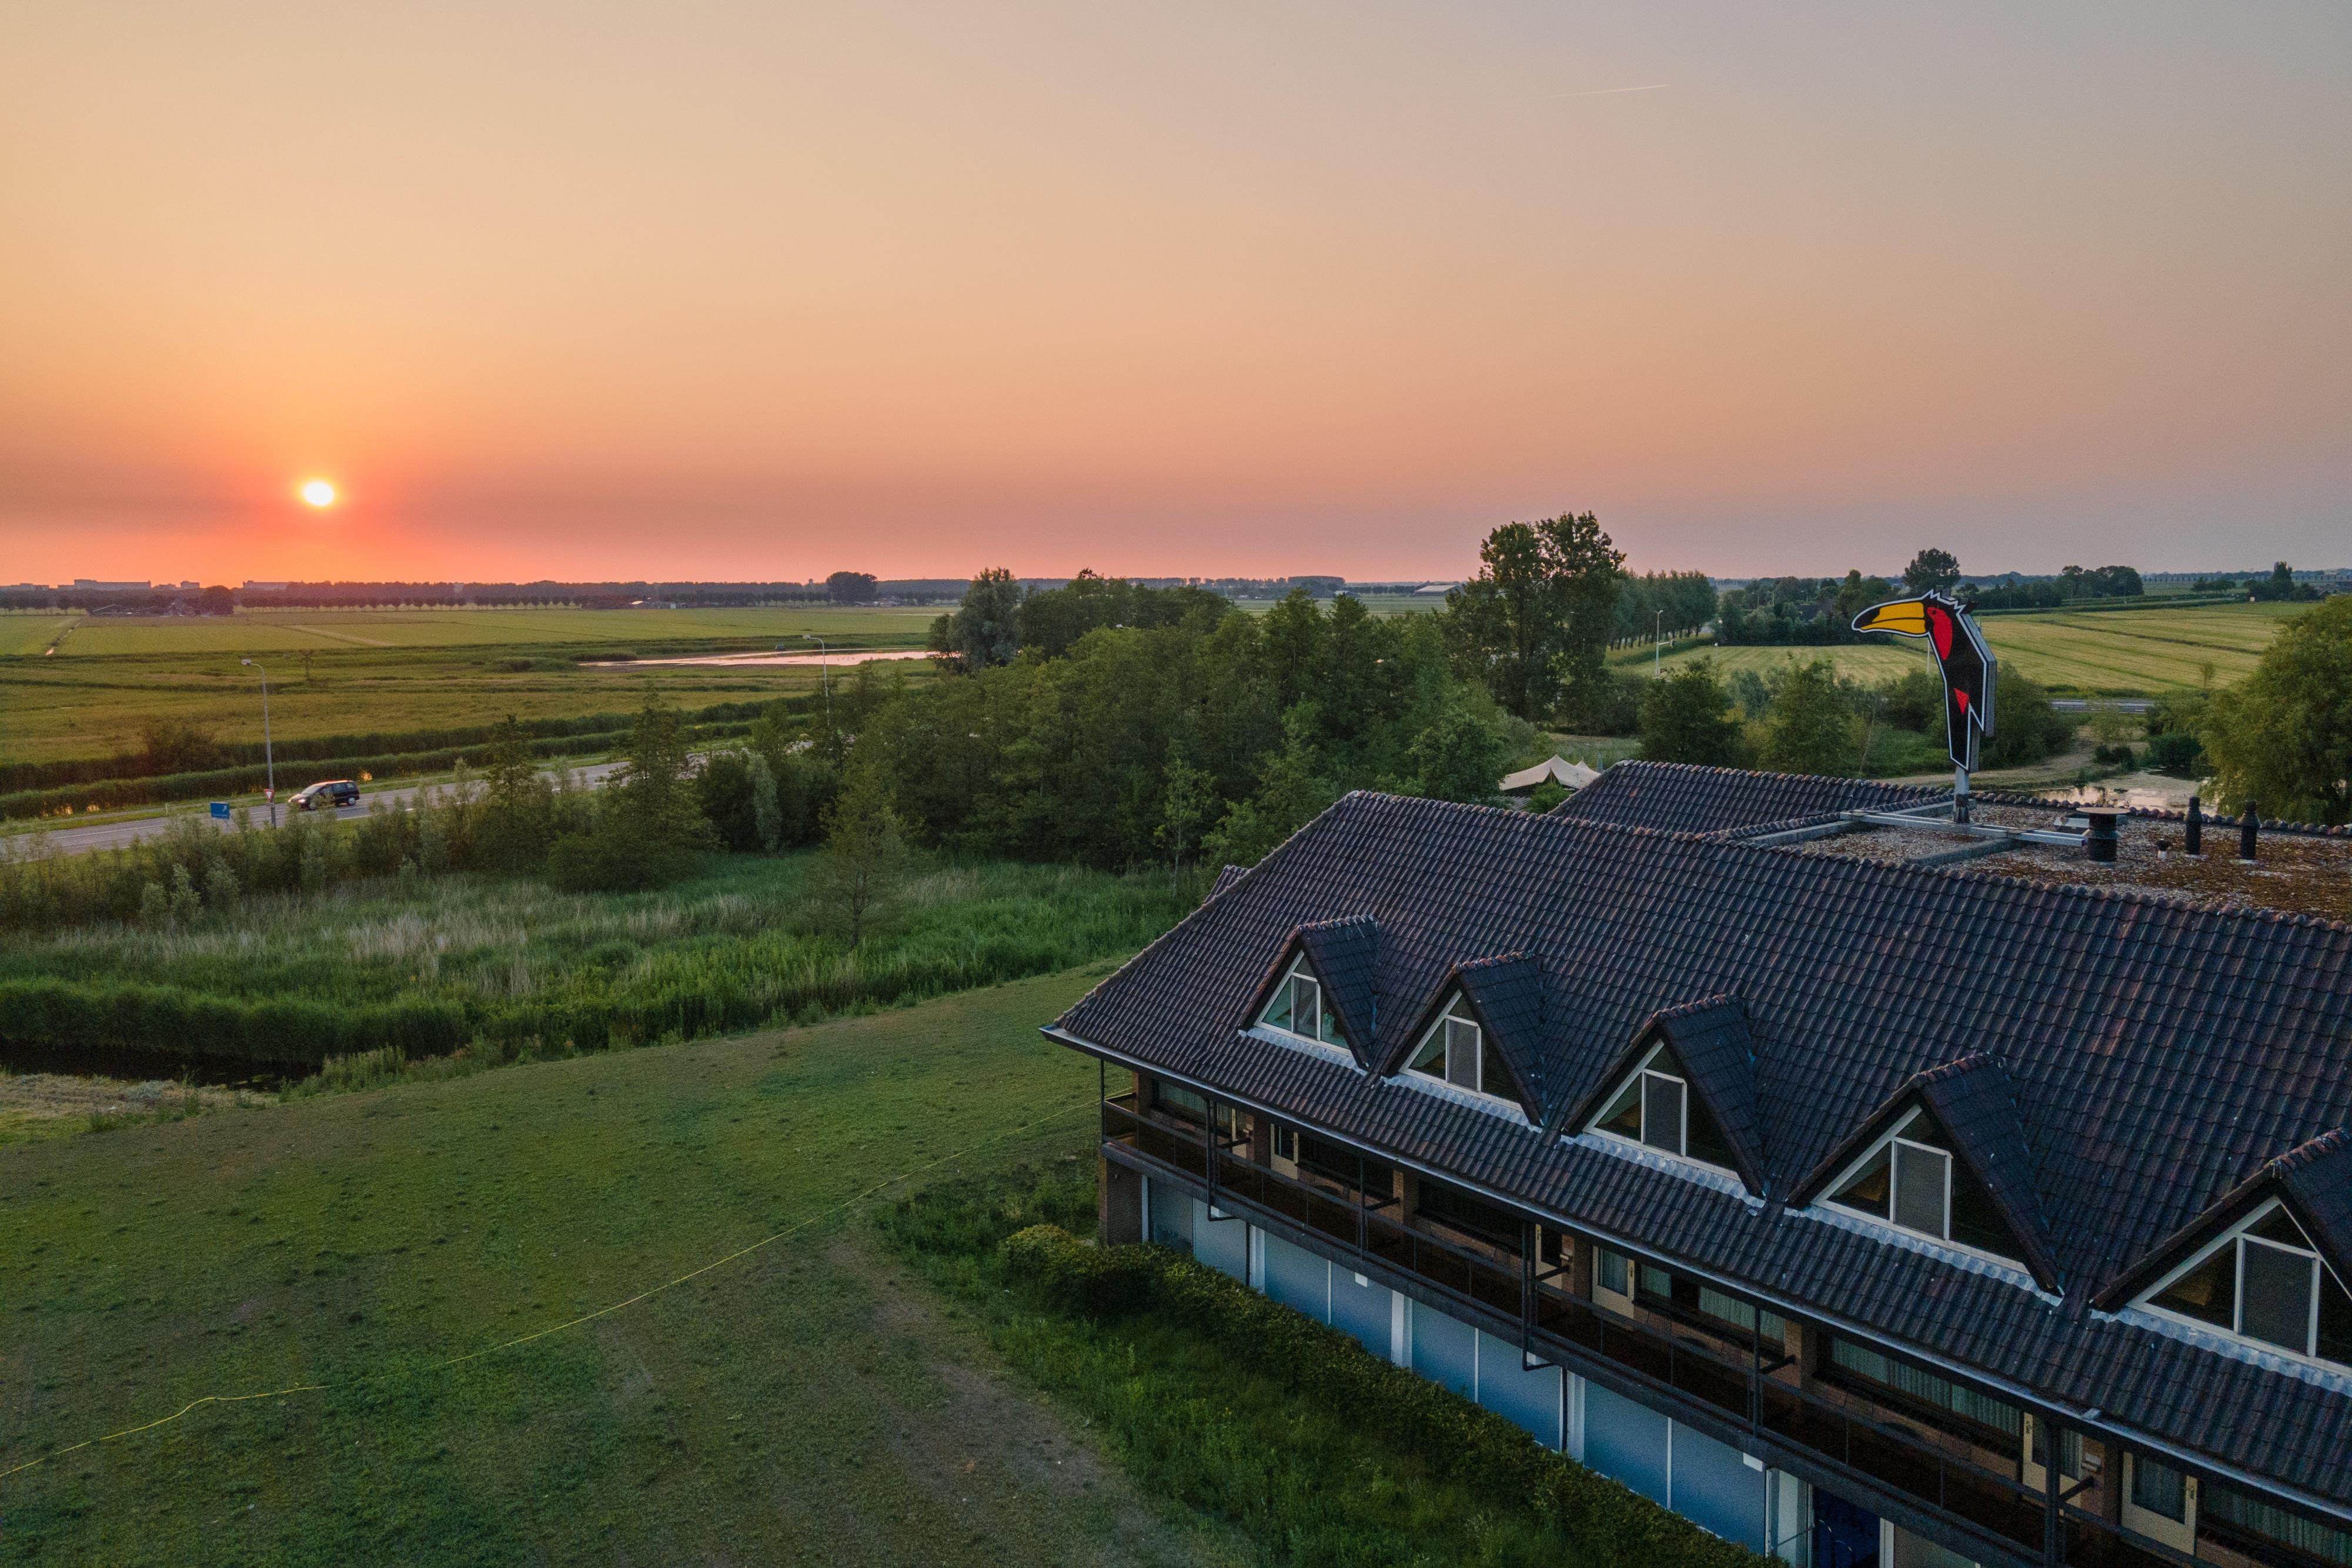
46, 604, 947, 657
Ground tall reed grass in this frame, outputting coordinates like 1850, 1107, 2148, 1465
0, 854, 1190, 1073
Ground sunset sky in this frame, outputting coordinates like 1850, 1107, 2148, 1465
3, 2, 2346, 585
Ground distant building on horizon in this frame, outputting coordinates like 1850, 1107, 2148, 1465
72, 578, 149, 591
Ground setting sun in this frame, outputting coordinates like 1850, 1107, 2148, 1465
299, 479, 337, 509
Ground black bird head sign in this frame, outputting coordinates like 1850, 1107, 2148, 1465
1852, 590, 1996, 772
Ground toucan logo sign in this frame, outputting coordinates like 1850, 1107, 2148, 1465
1852, 590, 1997, 773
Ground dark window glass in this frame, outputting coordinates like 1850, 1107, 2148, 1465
1948, 1158, 2024, 1263
2152, 1246, 2236, 1330
1896, 1111, 1950, 1152
1262, 978, 1293, 1032
1642, 1072, 1685, 1155
1598, 1078, 1642, 1139
2201, 1481, 2352, 1566
1408, 1029, 1446, 1078
2240, 1238, 2317, 1353
1271, 1125, 1297, 1161
1830, 1146, 1892, 1218
1298, 1132, 1388, 1192
1893, 1141, 1950, 1237
1481, 1038, 1515, 1102
1685, 1091, 1737, 1172
2032, 1420, 2084, 1479
2250, 1206, 2311, 1248
2132, 1455, 2189, 1522
1828, 1335, 2022, 1439
1444, 1017, 1479, 1089
1416, 1179, 1520, 1246
1155, 1081, 1208, 1123
1598, 1245, 1629, 1295
2320, 1268, 2352, 1368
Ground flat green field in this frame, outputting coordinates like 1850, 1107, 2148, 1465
1639, 601, 2296, 695
0, 605, 942, 768
56, 605, 943, 658
0, 971, 1249, 1566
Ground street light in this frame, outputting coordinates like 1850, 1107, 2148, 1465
240, 658, 276, 827
796, 634, 833, 730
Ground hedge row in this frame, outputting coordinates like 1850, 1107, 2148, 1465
1000, 1223, 1773, 1568
0, 978, 470, 1068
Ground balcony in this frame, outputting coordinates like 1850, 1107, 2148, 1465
1101, 1093, 2238, 1568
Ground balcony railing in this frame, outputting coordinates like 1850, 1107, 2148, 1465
1101, 1094, 2248, 1568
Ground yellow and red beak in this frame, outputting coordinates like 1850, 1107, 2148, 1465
1852, 599, 1930, 637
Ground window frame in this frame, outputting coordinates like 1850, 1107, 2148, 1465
1816, 1108, 2029, 1272
1402, 994, 1519, 1109
2141, 1198, 2348, 1367
1257, 955, 1348, 1051
1588, 1045, 1733, 1175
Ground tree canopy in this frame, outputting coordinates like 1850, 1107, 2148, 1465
1441, 513, 1626, 722
1902, 549, 1962, 594
2202, 596, 2352, 824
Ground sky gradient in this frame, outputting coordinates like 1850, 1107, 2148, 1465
3, 2, 2347, 584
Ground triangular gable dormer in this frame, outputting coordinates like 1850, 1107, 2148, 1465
1792, 1054, 2062, 1290
2097, 1129, 2352, 1368
1564, 995, 1763, 1195
1245, 918, 1378, 1068
1377, 954, 1543, 1122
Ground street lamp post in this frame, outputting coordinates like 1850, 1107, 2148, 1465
240, 658, 276, 827
799, 634, 833, 728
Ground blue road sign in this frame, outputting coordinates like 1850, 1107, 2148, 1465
209, 801, 230, 820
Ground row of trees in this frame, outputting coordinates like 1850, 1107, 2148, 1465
1635, 657, 2077, 778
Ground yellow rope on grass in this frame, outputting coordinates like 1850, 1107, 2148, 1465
0, 1100, 1094, 1483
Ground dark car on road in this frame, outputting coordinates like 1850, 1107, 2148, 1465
288, 780, 360, 811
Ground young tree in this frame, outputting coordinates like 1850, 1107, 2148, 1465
1758, 660, 1862, 775
1638, 660, 1746, 767
1544, 511, 1626, 727
814, 768, 908, 945
943, 567, 1024, 670
1443, 513, 1625, 721
1980, 668, 2074, 768
1406, 709, 1509, 803
1157, 759, 1214, 872
479, 716, 554, 870
2201, 595, 2352, 823
748, 751, 784, 852
1902, 549, 1962, 595
615, 693, 716, 850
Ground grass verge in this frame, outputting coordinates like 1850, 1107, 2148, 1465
878, 1168, 1771, 1568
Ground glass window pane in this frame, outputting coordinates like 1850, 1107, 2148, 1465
1444, 1018, 1479, 1089
1598, 1246, 1629, 1295
1949, 1159, 2023, 1262
1262, 979, 1292, 1032
2132, 1455, 2189, 1522
1830, 1146, 1892, 1218
2153, 1246, 2237, 1330
1408, 1028, 1446, 1076
2320, 1268, 2352, 1368
1291, 977, 1320, 1039
1597, 1079, 1642, 1138
2250, 1206, 2311, 1248
1481, 1038, 1514, 1102
1893, 1142, 1950, 1238
1642, 1073, 1685, 1155
2241, 1239, 2317, 1353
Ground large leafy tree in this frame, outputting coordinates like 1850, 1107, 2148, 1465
938, 567, 1024, 669
1638, 660, 1746, 767
1757, 660, 1861, 776
1902, 549, 1962, 594
2203, 596, 2352, 823
1443, 513, 1625, 721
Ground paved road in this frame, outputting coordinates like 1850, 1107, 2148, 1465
2051, 698, 2154, 714
12, 761, 627, 857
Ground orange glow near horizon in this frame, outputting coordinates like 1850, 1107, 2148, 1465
2, 4, 2348, 586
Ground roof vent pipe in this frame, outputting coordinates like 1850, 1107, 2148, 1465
2184, 795, 2202, 856
2083, 808, 2120, 864
2240, 803, 2260, 862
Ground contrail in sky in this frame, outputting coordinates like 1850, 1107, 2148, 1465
1555, 83, 1669, 99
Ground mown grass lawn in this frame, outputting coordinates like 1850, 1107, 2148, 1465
0, 970, 1242, 1567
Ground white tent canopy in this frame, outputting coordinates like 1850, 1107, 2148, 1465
1499, 755, 1601, 794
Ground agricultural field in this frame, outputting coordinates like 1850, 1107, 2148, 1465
1639, 601, 2298, 696
0, 605, 940, 769
0, 614, 75, 658
0, 971, 1254, 1566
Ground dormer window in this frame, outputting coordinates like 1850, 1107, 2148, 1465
1825, 1108, 2024, 1265
1258, 955, 1348, 1050
1588, 1044, 1737, 1171
2144, 1201, 2352, 1365
1404, 996, 1512, 1101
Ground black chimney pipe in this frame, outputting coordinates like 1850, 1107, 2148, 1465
2240, 803, 2259, 862
2084, 808, 2120, 864
2184, 795, 2202, 856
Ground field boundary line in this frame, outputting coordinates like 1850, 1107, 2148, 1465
0, 1098, 1094, 1484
